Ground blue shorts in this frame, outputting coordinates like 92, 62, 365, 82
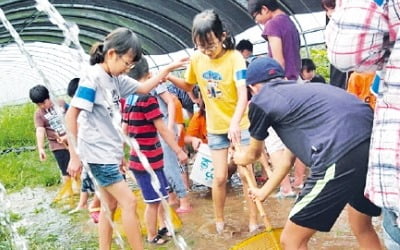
132, 168, 169, 204
88, 163, 124, 187
208, 130, 250, 150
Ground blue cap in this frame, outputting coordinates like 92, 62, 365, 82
246, 57, 285, 86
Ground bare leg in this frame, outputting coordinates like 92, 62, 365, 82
293, 158, 306, 188
259, 149, 273, 180
269, 149, 295, 194
347, 205, 382, 249
97, 188, 117, 250
237, 163, 258, 231
281, 219, 316, 250
211, 148, 229, 231
104, 181, 144, 250
146, 203, 161, 241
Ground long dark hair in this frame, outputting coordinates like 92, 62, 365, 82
89, 27, 143, 65
192, 9, 235, 50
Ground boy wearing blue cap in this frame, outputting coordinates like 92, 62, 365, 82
234, 57, 382, 249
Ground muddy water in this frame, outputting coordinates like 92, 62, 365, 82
8, 185, 382, 249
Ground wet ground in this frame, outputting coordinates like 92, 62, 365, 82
6, 182, 383, 250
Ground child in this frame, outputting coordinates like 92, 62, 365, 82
168, 9, 258, 233
66, 78, 101, 223
234, 57, 381, 249
29, 85, 70, 184
346, 72, 376, 109
130, 59, 192, 214
300, 58, 316, 83
65, 27, 187, 250
122, 57, 188, 245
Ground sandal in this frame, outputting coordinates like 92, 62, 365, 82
89, 207, 101, 224
158, 227, 173, 237
147, 234, 168, 245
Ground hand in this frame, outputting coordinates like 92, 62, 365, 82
56, 135, 69, 147
67, 156, 82, 178
248, 187, 267, 202
177, 150, 188, 165
38, 148, 46, 161
120, 158, 127, 174
228, 123, 241, 145
191, 138, 202, 151
166, 57, 189, 72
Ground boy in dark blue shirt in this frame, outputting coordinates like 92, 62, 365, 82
234, 57, 381, 249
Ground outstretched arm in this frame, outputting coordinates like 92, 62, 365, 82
167, 74, 194, 92
136, 58, 189, 94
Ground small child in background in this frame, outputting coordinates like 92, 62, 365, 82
29, 85, 71, 184
300, 58, 316, 83
172, 95, 190, 190
122, 57, 188, 245
346, 72, 376, 109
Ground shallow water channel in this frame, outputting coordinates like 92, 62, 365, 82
6, 182, 384, 250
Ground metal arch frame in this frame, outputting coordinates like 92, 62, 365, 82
0, 0, 256, 55
0, 3, 193, 54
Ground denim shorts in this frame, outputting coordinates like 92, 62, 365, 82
88, 163, 124, 187
208, 130, 250, 150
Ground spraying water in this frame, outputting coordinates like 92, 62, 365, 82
0, 182, 28, 250
34, 0, 188, 248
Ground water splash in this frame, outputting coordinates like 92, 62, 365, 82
34, 0, 188, 249
0, 183, 28, 250
0, 5, 125, 249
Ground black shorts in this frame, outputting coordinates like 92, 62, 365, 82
53, 149, 70, 176
289, 139, 381, 232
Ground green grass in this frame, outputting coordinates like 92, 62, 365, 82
0, 103, 61, 192
0, 104, 36, 148
0, 150, 60, 192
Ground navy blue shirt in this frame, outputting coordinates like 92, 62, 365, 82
249, 80, 373, 172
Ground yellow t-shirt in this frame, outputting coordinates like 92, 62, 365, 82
185, 50, 249, 134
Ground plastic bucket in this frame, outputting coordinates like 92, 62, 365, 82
190, 143, 214, 187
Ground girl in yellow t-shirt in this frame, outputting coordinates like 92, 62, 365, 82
168, 9, 258, 234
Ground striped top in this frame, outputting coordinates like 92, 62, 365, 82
123, 94, 164, 171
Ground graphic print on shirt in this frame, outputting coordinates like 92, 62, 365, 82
104, 88, 121, 120
44, 107, 66, 136
202, 70, 222, 98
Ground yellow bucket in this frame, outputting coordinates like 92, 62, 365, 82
230, 228, 283, 250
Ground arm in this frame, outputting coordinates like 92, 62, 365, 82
153, 118, 188, 164
255, 148, 295, 201
229, 84, 249, 145
268, 36, 285, 70
167, 74, 194, 92
136, 58, 189, 94
158, 91, 176, 131
36, 127, 47, 161
65, 106, 82, 178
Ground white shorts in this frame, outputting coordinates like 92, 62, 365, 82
264, 127, 285, 153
